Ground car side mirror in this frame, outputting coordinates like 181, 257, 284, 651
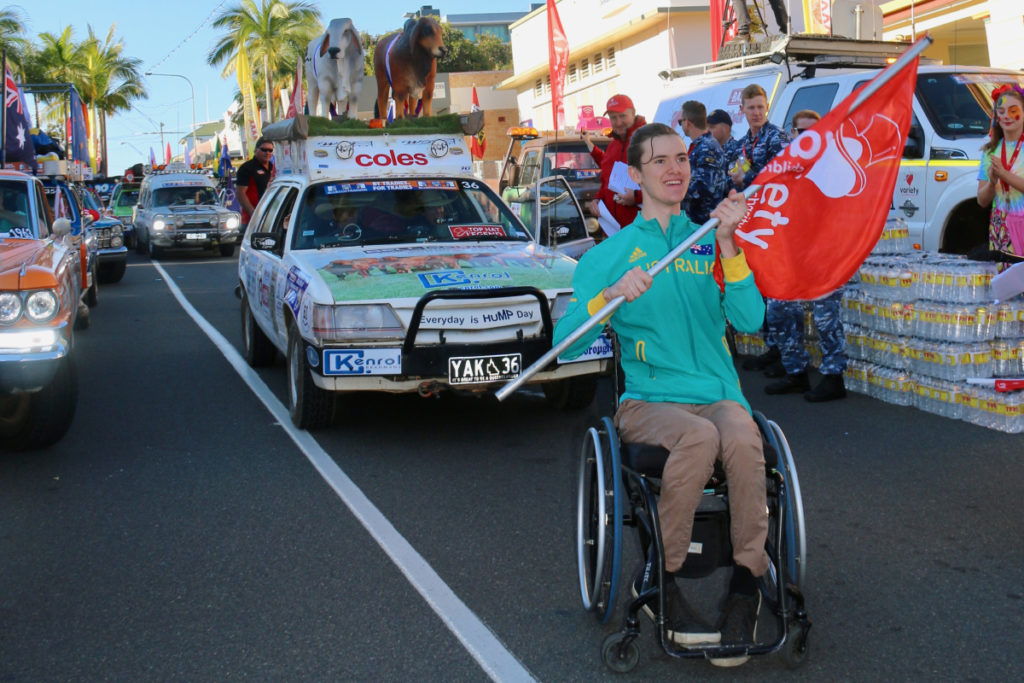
52, 218, 72, 236
251, 231, 279, 251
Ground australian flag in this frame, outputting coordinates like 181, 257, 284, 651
690, 243, 714, 256
3, 64, 36, 169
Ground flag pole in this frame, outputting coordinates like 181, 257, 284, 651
496, 184, 761, 402
2, 49, 7, 169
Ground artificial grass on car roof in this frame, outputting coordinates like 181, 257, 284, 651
305, 114, 465, 136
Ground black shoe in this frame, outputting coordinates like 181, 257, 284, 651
662, 578, 721, 646
765, 372, 810, 395
804, 374, 847, 402
741, 346, 779, 371
710, 592, 761, 667
762, 360, 786, 378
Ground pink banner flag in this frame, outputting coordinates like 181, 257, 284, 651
547, 0, 569, 131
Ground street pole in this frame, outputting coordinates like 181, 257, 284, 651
147, 72, 198, 161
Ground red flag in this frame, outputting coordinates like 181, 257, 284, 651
165, 142, 172, 164
287, 60, 304, 119
547, 0, 568, 131
710, 0, 737, 61
735, 55, 919, 300
470, 86, 486, 159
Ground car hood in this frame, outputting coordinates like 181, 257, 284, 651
0, 239, 60, 289
289, 241, 578, 304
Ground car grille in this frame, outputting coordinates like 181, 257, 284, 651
92, 227, 122, 249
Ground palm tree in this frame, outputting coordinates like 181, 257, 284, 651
78, 24, 147, 176
35, 26, 89, 85
0, 6, 29, 73
207, 0, 321, 124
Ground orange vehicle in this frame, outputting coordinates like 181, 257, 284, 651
0, 170, 84, 450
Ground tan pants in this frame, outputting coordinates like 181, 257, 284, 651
615, 399, 770, 576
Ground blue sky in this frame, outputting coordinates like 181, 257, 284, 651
17, 1, 529, 174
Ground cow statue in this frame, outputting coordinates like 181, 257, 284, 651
305, 18, 364, 119
373, 16, 447, 120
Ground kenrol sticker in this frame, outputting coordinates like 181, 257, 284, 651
449, 224, 507, 239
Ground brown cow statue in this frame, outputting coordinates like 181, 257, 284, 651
373, 16, 447, 120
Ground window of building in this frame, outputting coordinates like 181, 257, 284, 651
593, 53, 603, 74
534, 79, 543, 97
580, 58, 590, 78
606, 47, 616, 69
568, 63, 578, 84
544, 74, 551, 94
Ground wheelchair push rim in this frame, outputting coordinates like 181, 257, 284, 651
575, 419, 623, 623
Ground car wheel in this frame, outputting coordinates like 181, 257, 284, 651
84, 264, 99, 307
287, 326, 333, 429
0, 351, 78, 450
99, 260, 127, 284
543, 375, 598, 410
148, 238, 162, 260
241, 296, 276, 367
219, 243, 236, 258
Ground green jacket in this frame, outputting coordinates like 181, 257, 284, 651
554, 212, 764, 411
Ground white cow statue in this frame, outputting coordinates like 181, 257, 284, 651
305, 18, 364, 118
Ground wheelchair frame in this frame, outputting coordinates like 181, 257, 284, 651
576, 410, 811, 672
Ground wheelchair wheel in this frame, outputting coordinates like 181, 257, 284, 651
601, 632, 640, 673
576, 417, 623, 623
781, 620, 810, 669
768, 417, 806, 589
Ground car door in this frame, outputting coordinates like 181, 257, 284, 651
245, 186, 284, 335
531, 175, 594, 259
267, 188, 299, 342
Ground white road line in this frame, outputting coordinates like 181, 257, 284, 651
151, 262, 536, 683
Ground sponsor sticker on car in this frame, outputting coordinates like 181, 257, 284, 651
323, 348, 402, 375
558, 333, 614, 364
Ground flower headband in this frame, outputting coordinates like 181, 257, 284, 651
992, 83, 1024, 105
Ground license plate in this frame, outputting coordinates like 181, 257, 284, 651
185, 232, 207, 240
448, 353, 521, 385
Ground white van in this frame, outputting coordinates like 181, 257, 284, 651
652, 36, 1024, 254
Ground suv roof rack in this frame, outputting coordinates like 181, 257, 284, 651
658, 34, 911, 81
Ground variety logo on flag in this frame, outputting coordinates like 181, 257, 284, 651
709, 0, 738, 61
735, 51, 919, 300
3, 62, 36, 169
470, 86, 486, 159
547, 0, 568, 131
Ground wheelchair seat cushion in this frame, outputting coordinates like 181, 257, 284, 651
619, 433, 778, 479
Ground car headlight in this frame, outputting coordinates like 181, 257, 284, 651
225, 215, 240, 230
550, 292, 572, 322
25, 290, 60, 323
153, 217, 166, 231
111, 235, 123, 248
312, 303, 404, 341
0, 292, 23, 323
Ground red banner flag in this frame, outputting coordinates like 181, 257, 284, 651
709, 0, 737, 61
287, 60, 304, 119
165, 142, 172, 164
470, 86, 486, 159
547, 0, 568, 132
736, 55, 919, 300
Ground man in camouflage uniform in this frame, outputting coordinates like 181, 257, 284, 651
708, 109, 741, 176
732, 84, 791, 375
679, 101, 728, 225
764, 109, 847, 401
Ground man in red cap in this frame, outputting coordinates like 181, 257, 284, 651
582, 94, 647, 231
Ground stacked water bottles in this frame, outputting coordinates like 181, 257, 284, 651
842, 222, 1024, 433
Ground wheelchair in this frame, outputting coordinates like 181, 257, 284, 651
576, 399, 811, 672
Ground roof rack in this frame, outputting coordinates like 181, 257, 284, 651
260, 112, 485, 143
658, 34, 911, 81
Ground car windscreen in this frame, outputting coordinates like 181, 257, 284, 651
542, 143, 600, 179
0, 180, 34, 237
292, 178, 531, 250
115, 188, 140, 207
916, 71, 1024, 139
153, 185, 218, 207
80, 189, 102, 211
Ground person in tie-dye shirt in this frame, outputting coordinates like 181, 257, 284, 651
978, 84, 1024, 268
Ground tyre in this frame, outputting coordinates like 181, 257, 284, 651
543, 374, 598, 410
241, 296, 276, 367
286, 326, 333, 429
148, 238, 162, 260
84, 264, 99, 307
781, 621, 809, 669
219, 243, 236, 258
601, 633, 639, 673
0, 352, 78, 450
99, 260, 127, 284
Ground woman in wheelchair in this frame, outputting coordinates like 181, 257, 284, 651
555, 123, 778, 667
